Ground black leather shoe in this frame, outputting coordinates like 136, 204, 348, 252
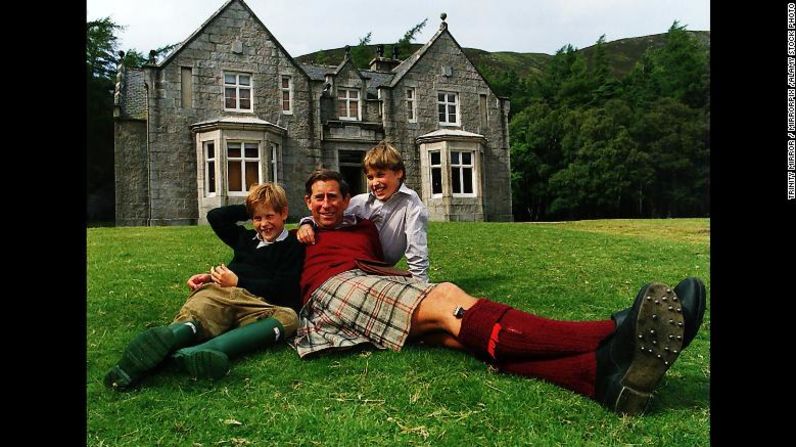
611, 278, 706, 349
673, 277, 706, 347
596, 283, 685, 415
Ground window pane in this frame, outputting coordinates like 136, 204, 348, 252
350, 90, 358, 99
407, 89, 413, 98
438, 93, 444, 102
245, 162, 258, 190
462, 152, 471, 164
430, 152, 440, 165
224, 74, 236, 84
407, 106, 413, 120
438, 104, 445, 121
208, 161, 216, 193
451, 152, 459, 164
239, 75, 250, 86
283, 91, 290, 101
463, 168, 473, 193
239, 89, 251, 109
282, 77, 289, 88
244, 144, 258, 158
338, 90, 347, 99
349, 101, 358, 118
228, 161, 242, 191
448, 94, 456, 102
225, 88, 236, 108
207, 142, 214, 159
338, 100, 347, 117
227, 143, 241, 158
452, 168, 461, 193
431, 167, 442, 194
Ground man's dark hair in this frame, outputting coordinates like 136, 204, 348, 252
304, 169, 351, 197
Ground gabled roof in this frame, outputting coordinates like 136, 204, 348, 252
333, 52, 367, 81
156, 0, 309, 82
389, 20, 500, 96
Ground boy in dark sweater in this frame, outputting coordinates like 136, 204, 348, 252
105, 182, 305, 390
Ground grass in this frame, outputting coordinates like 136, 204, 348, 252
87, 219, 710, 446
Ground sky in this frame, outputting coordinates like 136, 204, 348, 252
86, 0, 709, 57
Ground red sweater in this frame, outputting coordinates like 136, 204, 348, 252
300, 218, 385, 305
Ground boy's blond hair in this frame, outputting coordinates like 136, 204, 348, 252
362, 141, 405, 181
245, 182, 288, 216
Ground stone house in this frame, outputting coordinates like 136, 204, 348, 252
113, 0, 512, 225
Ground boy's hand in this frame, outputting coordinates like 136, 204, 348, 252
187, 273, 211, 291
210, 264, 238, 287
297, 223, 316, 245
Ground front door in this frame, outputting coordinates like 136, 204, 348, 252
338, 150, 366, 195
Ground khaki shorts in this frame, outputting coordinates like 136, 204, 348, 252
173, 283, 298, 341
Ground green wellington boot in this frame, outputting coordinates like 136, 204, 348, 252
172, 317, 286, 380
104, 321, 200, 390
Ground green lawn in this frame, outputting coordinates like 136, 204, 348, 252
87, 219, 710, 446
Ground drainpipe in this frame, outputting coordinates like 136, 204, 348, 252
144, 78, 152, 226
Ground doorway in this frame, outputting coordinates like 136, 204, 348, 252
338, 150, 366, 195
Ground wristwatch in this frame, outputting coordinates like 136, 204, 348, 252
453, 306, 465, 319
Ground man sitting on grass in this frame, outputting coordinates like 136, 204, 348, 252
105, 182, 305, 390
291, 169, 706, 415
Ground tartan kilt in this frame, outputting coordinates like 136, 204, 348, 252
291, 269, 436, 358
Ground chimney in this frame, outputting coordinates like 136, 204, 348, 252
369, 44, 402, 73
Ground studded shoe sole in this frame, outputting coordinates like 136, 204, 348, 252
173, 349, 230, 380
104, 326, 177, 390
612, 283, 686, 415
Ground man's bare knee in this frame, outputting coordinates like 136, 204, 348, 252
426, 282, 468, 303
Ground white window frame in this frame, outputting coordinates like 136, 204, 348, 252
337, 88, 360, 121
223, 72, 253, 112
450, 150, 476, 197
429, 150, 442, 197
270, 142, 281, 183
281, 75, 293, 114
437, 91, 459, 126
203, 141, 217, 197
226, 141, 262, 195
406, 88, 417, 123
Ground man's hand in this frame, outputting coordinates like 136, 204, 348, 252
297, 223, 317, 245
187, 273, 211, 291
210, 263, 238, 287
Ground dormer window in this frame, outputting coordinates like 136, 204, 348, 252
337, 88, 360, 120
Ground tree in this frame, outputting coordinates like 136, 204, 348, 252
87, 17, 123, 222
350, 32, 372, 68
394, 19, 428, 59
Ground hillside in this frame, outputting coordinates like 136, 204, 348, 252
295, 31, 710, 80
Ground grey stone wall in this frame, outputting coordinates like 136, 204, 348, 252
142, 0, 317, 223
114, 1, 512, 225
114, 120, 148, 226
387, 31, 512, 221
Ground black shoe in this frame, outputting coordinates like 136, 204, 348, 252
104, 326, 177, 391
673, 277, 706, 347
611, 278, 706, 349
596, 283, 686, 415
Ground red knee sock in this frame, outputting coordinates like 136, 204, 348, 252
498, 352, 597, 397
457, 299, 615, 361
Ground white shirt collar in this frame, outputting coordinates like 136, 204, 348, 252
366, 183, 411, 203
253, 228, 289, 248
